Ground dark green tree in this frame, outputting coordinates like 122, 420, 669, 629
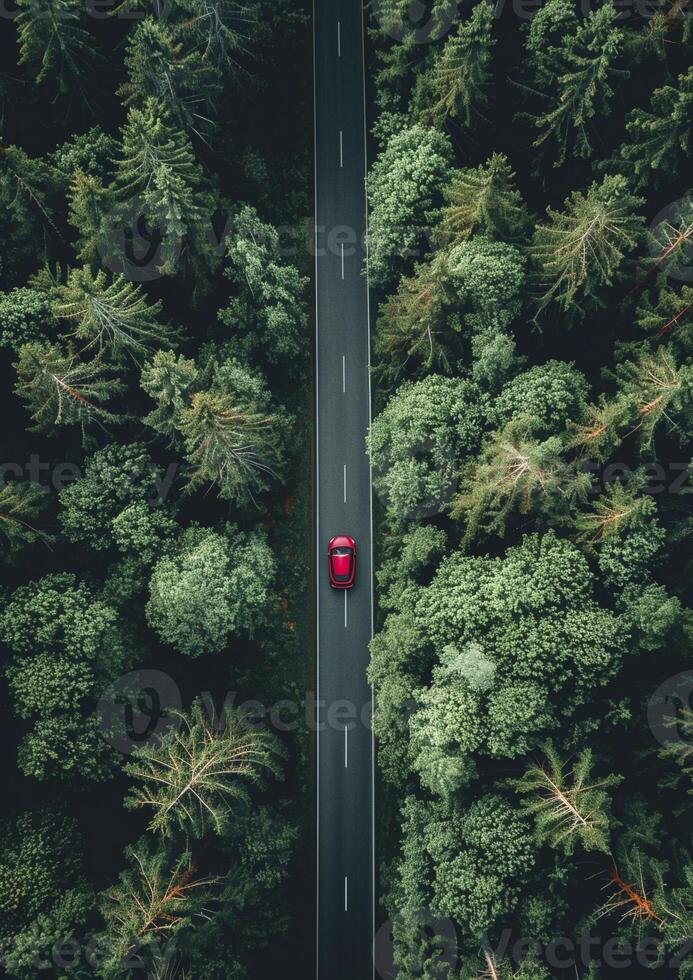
436, 153, 531, 245
622, 67, 693, 187
15, 0, 96, 102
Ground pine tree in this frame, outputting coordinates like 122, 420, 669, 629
436, 153, 530, 245
141, 349, 199, 442
66, 172, 115, 267
532, 175, 644, 314
14, 342, 122, 433
120, 18, 221, 135
451, 418, 589, 541
113, 100, 213, 275
99, 842, 216, 977
512, 743, 621, 855
55, 267, 171, 359
15, 0, 96, 102
617, 347, 693, 446
622, 67, 693, 188
374, 257, 453, 385
125, 698, 279, 838
179, 390, 282, 504
417, 0, 495, 129
527, 2, 628, 165
171, 0, 262, 74
636, 280, 693, 347
0, 482, 50, 554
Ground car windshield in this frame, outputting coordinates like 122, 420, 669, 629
332, 547, 352, 556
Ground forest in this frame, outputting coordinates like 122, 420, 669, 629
365, 0, 693, 977
0, 1, 312, 977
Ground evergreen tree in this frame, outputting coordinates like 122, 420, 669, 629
512, 743, 622, 855
55, 266, 171, 359
141, 349, 199, 442
0, 482, 50, 555
526, 1, 628, 165
125, 698, 279, 837
15, 0, 95, 101
14, 342, 123, 434
416, 0, 495, 129
66, 172, 116, 267
220, 205, 309, 368
113, 99, 214, 275
532, 175, 644, 314
120, 18, 221, 135
436, 153, 530, 245
179, 388, 284, 504
622, 67, 693, 188
98, 842, 216, 979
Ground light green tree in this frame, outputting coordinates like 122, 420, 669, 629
512, 743, 622, 854
146, 525, 275, 656
14, 342, 123, 434
0, 287, 56, 350
436, 153, 530, 245
125, 698, 279, 837
532, 175, 644, 314
367, 125, 453, 288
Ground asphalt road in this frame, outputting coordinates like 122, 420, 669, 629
313, 2, 374, 978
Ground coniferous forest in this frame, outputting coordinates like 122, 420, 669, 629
365, 1, 693, 977
1, 0, 693, 978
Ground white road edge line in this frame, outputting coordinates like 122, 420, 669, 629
344, 725, 348, 768
339, 129, 343, 167
343, 464, 347, 503
342, 354, 346, 392
341, 242, 344, 280
344, 876, 348, 911
359, 2, 377, 976
312, 2, 320, 976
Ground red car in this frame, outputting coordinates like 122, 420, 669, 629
328, 535, 357, 589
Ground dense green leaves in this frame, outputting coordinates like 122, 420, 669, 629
146, 524, 275, 656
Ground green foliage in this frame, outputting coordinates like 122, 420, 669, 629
0, 808, 93, 971
367, 125, 453, 288
125, 698, 280, 837
407, 533, 625, 779
493, 360, 589, 438
14, 341, 123, 434
368, 374, 487, 524
146, 524, 275, 656
512, 743, 622, 854
0, 573, 130, 781
98, 841, 215, 978
59, 442, 164, 550
436, 153, 531, 245
622, 67, 693, 187
0, 287, 56, 350
219, 205, 309, 368
446, 237, 525, 332
425, 795, 534, 934
532, 175, 644, 314
141, 349, 199, 441
112, 98, 215, 275
0, 481, 50, 555
15, 0, 95, 101
525, 1, 628, 165
54, 266, 171, 359
414, 1, 495, 129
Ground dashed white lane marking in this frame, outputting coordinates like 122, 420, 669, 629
337, 20, 341, 56
342, 354, 346, 392
344, 589, 348, 628
343, 464, 347, 503
339, 130, 343, 167
344, 876, 348, 911
344, 725, 348, 768
341, 242, 344, 280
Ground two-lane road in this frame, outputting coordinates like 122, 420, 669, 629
314, 1, 374, 978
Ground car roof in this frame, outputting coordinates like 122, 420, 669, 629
330, 535, 355, 548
